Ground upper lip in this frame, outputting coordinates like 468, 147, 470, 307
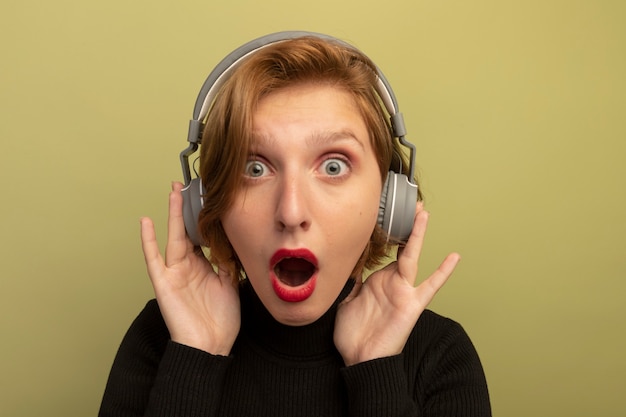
270, 248, 318, 269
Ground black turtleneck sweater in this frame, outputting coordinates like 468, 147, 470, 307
99, 279, 491, 417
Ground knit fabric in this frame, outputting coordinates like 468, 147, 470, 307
99, 279, 491, 417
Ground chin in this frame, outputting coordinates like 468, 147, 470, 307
267, 294, 334, 327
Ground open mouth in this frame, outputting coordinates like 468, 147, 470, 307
270, 249, 318, 302
274, 258, 316, 287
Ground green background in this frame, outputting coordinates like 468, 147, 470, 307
1, 0, 624, 415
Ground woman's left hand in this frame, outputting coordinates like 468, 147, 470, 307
334, 202, 460, 366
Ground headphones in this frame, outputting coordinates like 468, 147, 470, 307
179, 31, 418, 246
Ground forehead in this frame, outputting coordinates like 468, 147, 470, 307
251, 83, 369, 145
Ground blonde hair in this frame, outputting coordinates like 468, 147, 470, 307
197, 36, 420, 280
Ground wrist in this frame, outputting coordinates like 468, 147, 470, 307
170, 334, 234, 356
342, 348, 403, 367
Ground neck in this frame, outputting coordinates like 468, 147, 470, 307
239, 279, 355, 359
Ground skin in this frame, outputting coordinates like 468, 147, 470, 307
140, 84, 460, 365
221, 84, 382, 327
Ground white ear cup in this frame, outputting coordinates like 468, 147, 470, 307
181, 178, 204, 246
379, 171, 419, 243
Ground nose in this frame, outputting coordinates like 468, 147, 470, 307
275, 174, 311, 233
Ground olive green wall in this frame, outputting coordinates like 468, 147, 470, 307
1, 1, 624, 415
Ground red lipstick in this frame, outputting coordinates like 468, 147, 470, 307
270, 248, 318, 303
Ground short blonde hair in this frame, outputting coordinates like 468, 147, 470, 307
197, 36, 420, 280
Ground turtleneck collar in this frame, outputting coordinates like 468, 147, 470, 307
238, 278, 355, 361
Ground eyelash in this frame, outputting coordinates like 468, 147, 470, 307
242, 153, 353, 180
244, 158, 270, 179
319, 155, 351, 178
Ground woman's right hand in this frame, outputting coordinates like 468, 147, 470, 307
140, 182, 241, 355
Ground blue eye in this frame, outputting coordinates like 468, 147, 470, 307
321, 158, 349, 176
245, 160, 269, 178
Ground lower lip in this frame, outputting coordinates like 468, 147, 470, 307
271, 274, 317, 303
270, 249, 318, 303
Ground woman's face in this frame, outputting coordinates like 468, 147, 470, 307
221, 83, 383, 326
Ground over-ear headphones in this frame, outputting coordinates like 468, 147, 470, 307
179, 31, 418, 246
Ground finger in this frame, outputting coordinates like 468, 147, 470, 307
165, 182, 193, 266
415, 252, 460, 306
140, 217, 165, 282
397, 203, 428, 286
397, 200, 424, 255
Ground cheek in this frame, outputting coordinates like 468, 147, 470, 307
220, 191, 276, 266
221, 204, 241, 240
221, 200, 257, 253
221, 189, 263, 231
324, 194, 380, 248
358, 185, 382, 222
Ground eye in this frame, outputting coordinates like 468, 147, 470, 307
245, 160, 269, 178
320, 157, 349, 177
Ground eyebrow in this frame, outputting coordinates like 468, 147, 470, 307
250, 129, 365, 150
306, 129, 365, 149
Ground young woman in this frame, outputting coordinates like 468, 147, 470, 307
99, 32, 491, 417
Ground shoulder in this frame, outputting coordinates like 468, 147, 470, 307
406, 310, 489, 390
129, 299, 168, 335
412, 309, 467, 346
406, 309, 485, 375
115, 299, 170, 362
